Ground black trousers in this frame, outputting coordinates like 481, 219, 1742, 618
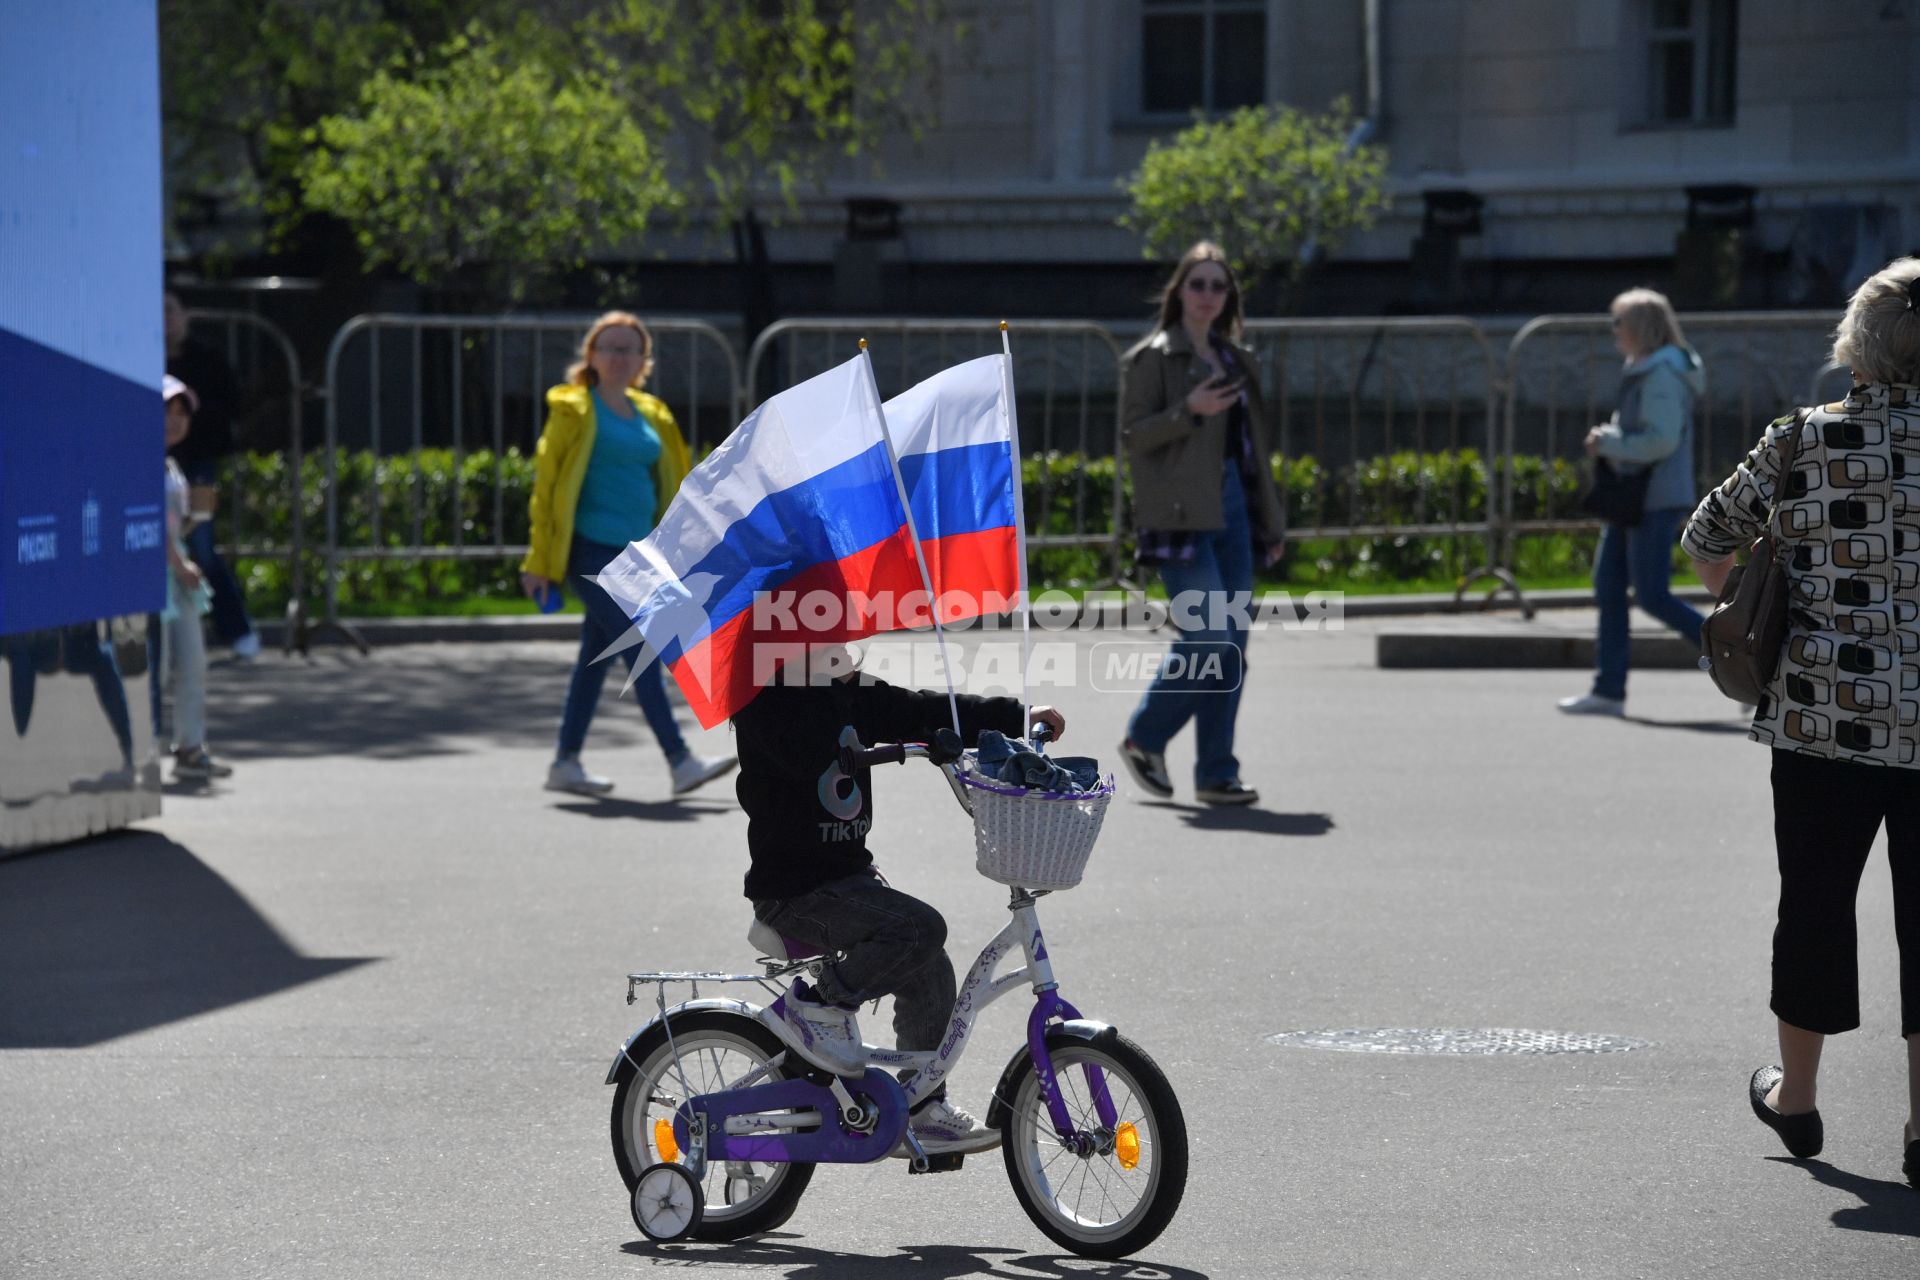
1770, 749, 1920, 1037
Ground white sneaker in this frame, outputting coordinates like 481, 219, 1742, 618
759, 981, 866, 1076
546, 758, 614, 795
1556, 693, 1625, 716
909, 1097, 1000, 1154
670, 751, 737, 796
231, 632, 262, 661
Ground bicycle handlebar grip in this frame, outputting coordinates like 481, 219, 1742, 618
928, 727, 964, 765
841, 742, 908, 772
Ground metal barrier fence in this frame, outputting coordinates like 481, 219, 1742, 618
280, 306, 1860, 631
1239, 317, 1511, 598
320, 314, 740, 625
746, 318, 1129, 582
182, 310, 315, 650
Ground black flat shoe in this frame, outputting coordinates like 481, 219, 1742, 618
1749, 1065, 1823, 1158
1904, 1135, 1919, 1190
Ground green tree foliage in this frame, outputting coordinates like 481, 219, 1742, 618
596, 0, 948, 221
160, 1, 951, 284
1121, 101, 1390, 293
295, 27, 671, 298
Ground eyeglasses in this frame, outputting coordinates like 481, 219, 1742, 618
1183, 277, 1231, 295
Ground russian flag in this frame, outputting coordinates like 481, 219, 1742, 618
595, 353, 1020, 728
885, 354, 1022, 624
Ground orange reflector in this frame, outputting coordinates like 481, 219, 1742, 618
1115, 1122, 1140, 1170
654, 1119, 679, 1163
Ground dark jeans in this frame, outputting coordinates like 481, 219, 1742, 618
556, 535, 687, 763
1770, 749, 1920, 1037
1128, 468, 1254, 786
181, 460, 254, 647
1590, 506, 1705, 700
752, 871, 955, 1058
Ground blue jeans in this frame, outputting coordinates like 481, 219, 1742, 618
556, 535, 688, 763
181, 460, 254, 647
1591, 507, 1706, 701
1127, 470, 1254, 787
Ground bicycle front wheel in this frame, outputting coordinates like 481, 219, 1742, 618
1000, 1029, 1187, 1259
610, 1010, 815, 1240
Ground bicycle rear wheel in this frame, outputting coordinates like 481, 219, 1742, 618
1000, 1029, 1187, 1259
610, 1010, 815, 1240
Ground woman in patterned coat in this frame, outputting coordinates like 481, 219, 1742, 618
1683, 257, 1920, 1186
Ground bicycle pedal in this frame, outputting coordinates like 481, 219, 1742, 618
907, 1152, 965, 1175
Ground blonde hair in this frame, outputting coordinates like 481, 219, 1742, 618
1609, 287, 1688, 357
1832, 257, 1920, 385
1153, 240, 1243, 341
566, 311, 653, 388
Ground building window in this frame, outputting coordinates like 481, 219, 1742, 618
1642, 0, 1737, 125
1140, 0, 1267, 115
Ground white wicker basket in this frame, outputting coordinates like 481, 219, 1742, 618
958, 764, 1115, 891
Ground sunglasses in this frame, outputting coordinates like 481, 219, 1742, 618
1183, 277, 1231, 295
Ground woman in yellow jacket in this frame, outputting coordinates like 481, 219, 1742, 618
520, 311, 736, 798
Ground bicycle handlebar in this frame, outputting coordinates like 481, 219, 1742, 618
838, 721, 1054, 775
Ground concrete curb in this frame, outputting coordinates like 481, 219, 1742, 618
1375, 632, 1701, 670
255, 585, 1716, 649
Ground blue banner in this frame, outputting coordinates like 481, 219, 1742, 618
0, 7, 164, 637
0, 327, 166, 634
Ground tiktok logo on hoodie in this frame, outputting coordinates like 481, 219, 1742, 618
816, 725, 871, 841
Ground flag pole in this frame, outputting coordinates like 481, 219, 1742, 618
858, 339, 963, 734
999, 321, 1034, 741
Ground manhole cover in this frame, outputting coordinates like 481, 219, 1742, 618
1263, 1028, 1651, 1056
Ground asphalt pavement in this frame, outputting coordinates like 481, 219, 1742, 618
3, 612, 1917, 1278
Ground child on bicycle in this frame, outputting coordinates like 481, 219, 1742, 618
732, 642, 1065, 1155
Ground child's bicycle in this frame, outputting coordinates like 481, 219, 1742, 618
606, 726, 1187, 1259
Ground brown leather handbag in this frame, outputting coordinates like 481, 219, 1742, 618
1699, 410, 1806, 704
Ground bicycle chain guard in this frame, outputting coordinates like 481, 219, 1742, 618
673, 1067, 907, 1165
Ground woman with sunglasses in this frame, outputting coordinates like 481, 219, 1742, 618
521, 311, 736, 799
1117, 241, 1286, 806
1557, 288, 1707, 717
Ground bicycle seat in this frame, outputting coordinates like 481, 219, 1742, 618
747, 917, 824, 963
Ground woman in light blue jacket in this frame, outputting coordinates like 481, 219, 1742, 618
1558, 288, 1708, 716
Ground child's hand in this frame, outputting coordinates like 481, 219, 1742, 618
1029, 705, 1066, 741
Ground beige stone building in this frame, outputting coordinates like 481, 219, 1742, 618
665, 0, 1920, 315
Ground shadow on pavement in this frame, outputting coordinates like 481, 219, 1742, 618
548, 797, 733, 823
1144, 802, 1334, 836
621, 1236, 1209, 1277
1623, 716, 1750, 736
206, 647, 688, 761
0, 829, 373, 1047
1772, 1157, 1920, 1236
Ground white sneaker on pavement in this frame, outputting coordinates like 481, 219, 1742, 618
1556, 693, 1625, 716
546, 758, 614, 795
908, 1097, 1000, 1155
759, 980, 866, 1077
232, 632, 262, 661
671, 751, 737, 796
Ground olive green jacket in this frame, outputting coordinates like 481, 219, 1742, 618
1121, 327, 1285, 540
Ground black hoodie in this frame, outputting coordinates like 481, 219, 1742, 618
732, 675, 1024, 900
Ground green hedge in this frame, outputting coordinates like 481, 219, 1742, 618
220, 446, 1605, 614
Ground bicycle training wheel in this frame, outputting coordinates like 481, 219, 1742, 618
631, 1162, 703, 1241
610, 1010, 815, 1240
1000, 1029, 1188, 1259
